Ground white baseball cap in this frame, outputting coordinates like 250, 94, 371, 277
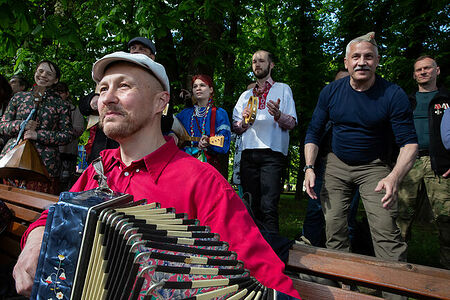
92, 51, 170, 93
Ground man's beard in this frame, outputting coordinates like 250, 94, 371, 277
99, 105, 145, 141
253, 66, 270, 79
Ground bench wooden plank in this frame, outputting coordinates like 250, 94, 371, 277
5, 203, 41, 223
9, 222, 28, 237
0, 189, 57, 211
0, 184, 58, 265
290, 277, 382, 300
0, 184, 57, 264
290, 243, 449, 281
288, 244, 450, 299
0, 184, 59, 202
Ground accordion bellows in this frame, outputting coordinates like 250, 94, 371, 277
31, 189, 280, 300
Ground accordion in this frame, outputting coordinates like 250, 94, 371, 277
31, 189, 283, 300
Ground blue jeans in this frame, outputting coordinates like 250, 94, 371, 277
302, 157, 360, 247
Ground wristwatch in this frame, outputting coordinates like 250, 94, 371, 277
303, 165, 314, 172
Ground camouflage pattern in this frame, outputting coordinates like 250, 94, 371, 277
0, 88, 73, 178
398, 155, 450, 269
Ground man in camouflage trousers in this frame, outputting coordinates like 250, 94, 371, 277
397, 55, 450, 269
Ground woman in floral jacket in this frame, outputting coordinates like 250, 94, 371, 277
0, 60, 73, 193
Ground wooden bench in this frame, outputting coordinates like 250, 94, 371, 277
0, 183, 58, 265
287, 243, 450, 300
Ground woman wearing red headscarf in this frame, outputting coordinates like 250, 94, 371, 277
174, 74, 231, 172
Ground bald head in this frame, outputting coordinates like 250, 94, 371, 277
97, 62, 169, 141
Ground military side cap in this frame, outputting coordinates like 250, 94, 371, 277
354, 32, 377, 46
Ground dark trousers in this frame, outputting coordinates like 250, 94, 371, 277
240, 149, 286, 234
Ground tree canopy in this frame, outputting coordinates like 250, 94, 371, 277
0, 0, 448, 197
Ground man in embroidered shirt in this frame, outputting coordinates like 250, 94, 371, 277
304, 33, 417, 299
13, 52, 300, 299
397, 56, 450, 269
232, 50, 297, 234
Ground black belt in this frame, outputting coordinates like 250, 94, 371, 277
418, 149, 429, 157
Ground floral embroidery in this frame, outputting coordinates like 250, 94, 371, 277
45, 253, 67, 300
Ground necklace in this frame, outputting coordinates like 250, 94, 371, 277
190, 99, 212, 147
194, 105, 208, 117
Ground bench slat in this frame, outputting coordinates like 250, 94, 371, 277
10, 222, 28, 237
0, 189, 57, 211
288, 244, 450, 299
0, 184, 59, 202
0, 184, 56, 267
5, 202, 42, 223
291, 243, 447, 278
290, 277, 382, 300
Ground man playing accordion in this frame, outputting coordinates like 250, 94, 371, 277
13, 52, 300, 299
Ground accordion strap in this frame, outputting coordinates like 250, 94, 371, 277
92, 156, 113, 193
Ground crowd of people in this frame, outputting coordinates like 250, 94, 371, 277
1, 31, 448, 299
303, 33, 449, 300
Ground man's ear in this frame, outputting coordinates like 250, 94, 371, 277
155, 91, 170, 114
436, 66, 441, 76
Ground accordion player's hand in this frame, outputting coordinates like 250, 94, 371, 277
13, 226, 45, 297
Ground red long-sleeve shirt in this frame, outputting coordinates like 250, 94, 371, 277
22, 138, 300, 298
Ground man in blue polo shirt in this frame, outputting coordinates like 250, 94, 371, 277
304, 32, 418, 289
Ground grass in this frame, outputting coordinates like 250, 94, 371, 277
278, 193, 441, 268
278, 193, 303, 239
406, 223, 440, 268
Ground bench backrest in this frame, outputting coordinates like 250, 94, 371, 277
288, 243, 450, 300
0, 184, 58, 263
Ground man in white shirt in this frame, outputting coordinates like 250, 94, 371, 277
232, 50, 297, 234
